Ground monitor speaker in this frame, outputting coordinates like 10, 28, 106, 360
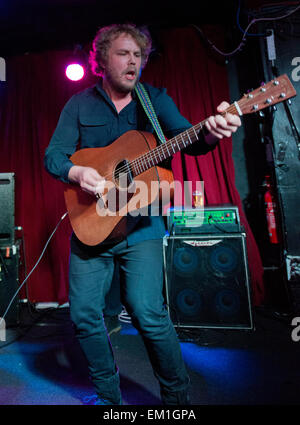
0, 243, 20, 327
0, 173, 15, 247
163, 233, 254, 330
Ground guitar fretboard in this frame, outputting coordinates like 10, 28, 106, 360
128, 100, 242, 177
113, 99, 242, 179
130, 122, 204, 177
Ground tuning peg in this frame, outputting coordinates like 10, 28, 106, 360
272, 105, 277, 111
259, 111, 265, 117
288, 99, 292, 105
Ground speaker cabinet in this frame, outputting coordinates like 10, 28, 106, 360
0, 173, 15, 247
0, 243, 20, 327
163, 233, 254, 330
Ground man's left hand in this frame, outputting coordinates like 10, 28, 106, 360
205, 101, 241, 139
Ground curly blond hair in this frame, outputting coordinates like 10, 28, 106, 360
89, 23, 152, 76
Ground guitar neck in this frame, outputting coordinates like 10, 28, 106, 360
129, 74, 297, 177
130, 105, 238, 177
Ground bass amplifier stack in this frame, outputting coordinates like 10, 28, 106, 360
0, 173, 20, 327
163, 206, 254, 330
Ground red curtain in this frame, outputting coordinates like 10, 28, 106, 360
0, 26, 265, 305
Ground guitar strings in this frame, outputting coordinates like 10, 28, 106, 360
114, 104, 238, 179
130, 104, 239, 177
93, 75, 293, 184
132, 78, 291, 175
98, 104, 238, 183
113, 124, 200, 180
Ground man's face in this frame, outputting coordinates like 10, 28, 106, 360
103, 33, 142, 94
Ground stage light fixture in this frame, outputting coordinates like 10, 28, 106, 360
65, 63, 85, 81
65, 44, 88, 82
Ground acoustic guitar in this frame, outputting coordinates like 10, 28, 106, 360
64, 74, 296, 246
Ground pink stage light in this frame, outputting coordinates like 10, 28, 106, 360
65, 63, 85, 81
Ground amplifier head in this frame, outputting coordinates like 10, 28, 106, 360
167, 205, 241, 235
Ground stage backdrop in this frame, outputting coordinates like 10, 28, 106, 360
0, 26, 265, 305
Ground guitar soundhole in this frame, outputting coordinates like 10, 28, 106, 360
114, 160, 134, 189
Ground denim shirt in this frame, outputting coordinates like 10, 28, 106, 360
44, 81, 214, 246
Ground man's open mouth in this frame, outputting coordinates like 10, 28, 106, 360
124, 70, 136, 80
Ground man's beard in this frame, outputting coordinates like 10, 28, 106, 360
106, 68, 138, 94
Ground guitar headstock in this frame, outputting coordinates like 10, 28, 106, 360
234, 74, 296, 116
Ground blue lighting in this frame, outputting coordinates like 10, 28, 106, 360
120, 323, 138, 336
181, 342, 259, 391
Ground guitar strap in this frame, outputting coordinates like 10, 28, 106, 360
134, 82, 167, 145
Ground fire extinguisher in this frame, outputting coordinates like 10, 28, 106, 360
264, 175, 279, 244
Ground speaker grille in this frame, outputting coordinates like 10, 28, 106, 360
163, 234, 253, 329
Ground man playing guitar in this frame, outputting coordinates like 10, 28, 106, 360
44, 23, 241, 405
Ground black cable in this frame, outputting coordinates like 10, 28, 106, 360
237, 0, 267, 37
0, 212, 68, 336
15, 227, 37, 319
0, 305, 71, 349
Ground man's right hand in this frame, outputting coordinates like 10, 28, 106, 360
68, 165, 106, 197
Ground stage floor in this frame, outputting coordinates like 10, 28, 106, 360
0, 304, 300, 406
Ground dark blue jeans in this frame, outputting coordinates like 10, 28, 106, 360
104, 263, 122, 317
69, 236, 190, 404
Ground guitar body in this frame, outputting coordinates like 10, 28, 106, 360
64, 130, 174, 246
